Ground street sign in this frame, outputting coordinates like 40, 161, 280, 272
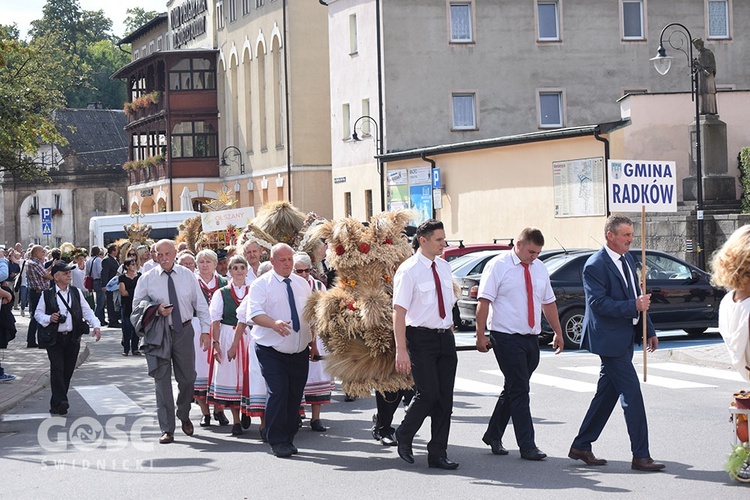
41, 207, 52, 223
42, 222, 52, 235
432, 167, 441, 189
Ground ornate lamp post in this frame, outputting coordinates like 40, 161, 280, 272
219, 145, 245, 175
650, 22, 705, 269
352, 115, 385, 212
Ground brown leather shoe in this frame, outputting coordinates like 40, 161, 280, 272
568, 447, 607, 466
181, 419, 194, 436
631, 457, 665, 471
159, 432, 174, 444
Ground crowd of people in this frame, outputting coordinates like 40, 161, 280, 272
1, 212, 749, 472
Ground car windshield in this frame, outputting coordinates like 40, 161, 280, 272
544, 253, 586, 275
449, 254, 476, 272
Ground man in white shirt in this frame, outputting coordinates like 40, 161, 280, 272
248, 243, 317, 458
393, 219, 458, 470
476, 227, 564, 461
132, 239, 211, 444
35, 262, 101, 415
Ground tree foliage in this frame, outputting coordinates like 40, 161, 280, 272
0, 25, 80, 180
124, 8, 161, 38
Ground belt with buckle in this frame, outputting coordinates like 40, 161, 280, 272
408, 326, 452, 334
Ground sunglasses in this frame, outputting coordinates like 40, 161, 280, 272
230, 265, 247, 271
127, 252, 137, 256
295, 268, 312, 274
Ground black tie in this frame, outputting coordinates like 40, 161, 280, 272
165, 269, 183, 333
620, 256, 636, 300
283, 278, 300, 332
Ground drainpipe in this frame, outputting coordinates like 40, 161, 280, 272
421, 152, 436, 219
283, 0, 292, 202
594, 125, 610, 216
375, 0, 385, 212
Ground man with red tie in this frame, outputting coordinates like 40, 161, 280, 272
393, 219, 459, 470
476, 227, 564, 460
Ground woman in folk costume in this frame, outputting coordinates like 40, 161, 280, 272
294, 252, 335, 432
208, 254, 250, 436
192, 249, 229, 427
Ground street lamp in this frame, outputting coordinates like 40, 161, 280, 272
351, 115, 385, 212
219, 145, 245, 175
650, 22, 705, 269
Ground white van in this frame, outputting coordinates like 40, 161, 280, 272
89, 211, 200, 248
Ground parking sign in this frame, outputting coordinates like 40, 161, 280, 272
41, 207, 52, 222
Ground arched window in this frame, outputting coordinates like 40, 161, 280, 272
272, 37, 283, 147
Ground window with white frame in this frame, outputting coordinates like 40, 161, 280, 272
537, 1, 560, 41
256, 0, 264, 8
449, 2, 473, 43
149, 41, 154, 54
622, 1, 644, 39
707, 0, 729, 38
349, 14, 358, 54
344, 192, 352, 217
342, 103, 351, 140
361, 98, 370, 135
156, 36, 163, 51
538, 91, 563, 128
229, 0, 237, 22
452, 93, 476, 130
216, 1, 225, 30
242, 0, 252, 16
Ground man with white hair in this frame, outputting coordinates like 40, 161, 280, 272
132, 239, 211, 444
248, 243, 318, 457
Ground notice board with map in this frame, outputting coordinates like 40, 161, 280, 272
553, 157, 606, 217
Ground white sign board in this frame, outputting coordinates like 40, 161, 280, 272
553, 157, 606, 217
608, 159, 677, 212
201, 207, 256, 233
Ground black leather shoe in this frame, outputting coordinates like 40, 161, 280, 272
371, 414, 382, 441
520, 447, 547, 461
289, 443, 299, 455
259, 427, 268, 442
213, 411, 229, 426
380, 432, 397, 446
397, 442, 414, 464
482, 435, 509, 455
241, 414, 251, 429
631, 457, 665, 471
428, 457, 459, 470
272, 443, 293, 458
57, 401, 69, 416
231, 423, 242, 436
568, 447, 607, 466
310, 419, 327, 432
199, 414, 211, 427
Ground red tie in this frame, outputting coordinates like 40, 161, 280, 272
521, 262, 534, 328
431, 261, 446, 319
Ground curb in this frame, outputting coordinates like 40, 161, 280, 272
668, 347, 733, 371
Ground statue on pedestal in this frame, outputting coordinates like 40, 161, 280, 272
692, 38, 717, 115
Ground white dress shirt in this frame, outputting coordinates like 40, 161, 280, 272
248, 271, 312, 354
392, 252, 455, 330
132, 263, 211, 334
35, 285, 101, 331
477, 250, 555, 335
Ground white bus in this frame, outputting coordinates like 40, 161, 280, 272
89, 211, 199, 248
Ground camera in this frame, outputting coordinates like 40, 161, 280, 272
57, 314, 67, 323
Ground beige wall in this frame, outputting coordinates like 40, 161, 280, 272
385, 135, 609, 248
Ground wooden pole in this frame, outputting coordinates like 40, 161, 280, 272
641, 205, 647, 382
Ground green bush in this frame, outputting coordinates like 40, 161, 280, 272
740, 147, 750, 213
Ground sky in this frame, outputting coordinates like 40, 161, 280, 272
3, 0, 167, 40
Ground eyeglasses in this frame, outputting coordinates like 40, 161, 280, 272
295, 268, 312, 274
230, 265, 247, 271
127, 253, 137, 256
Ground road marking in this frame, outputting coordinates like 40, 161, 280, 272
648, 362, 746, 382
1, 413, 54, 422
74, 385, 144, 415
561, 366, 716, 389
454, 377, 500, 396
482, 369, 597, 393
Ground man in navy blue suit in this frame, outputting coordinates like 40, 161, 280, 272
569, 215, 665, 472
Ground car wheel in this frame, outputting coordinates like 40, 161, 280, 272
560, 309, 585, 349
684, 327, 707, 336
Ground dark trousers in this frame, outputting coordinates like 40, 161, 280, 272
255, 345, 309, 447
93, 280, 105, 324
149, 324, 196, 433
121, 307, 138, 354
396, 327, 457, 459
374, 389, 414, 435
46, 332, 81, 410
485, 332, 540, 453
26, 289, 42, 345
106, 290, 120, 324
572, 345, 650, 458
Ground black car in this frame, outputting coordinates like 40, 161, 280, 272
540, 249, 725, 349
